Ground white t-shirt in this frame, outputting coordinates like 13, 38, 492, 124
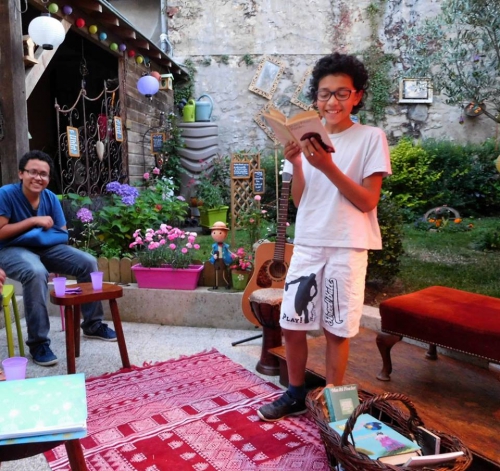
283, 123, 391, 250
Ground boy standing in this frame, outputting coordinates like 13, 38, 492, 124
258, 53, 391, 421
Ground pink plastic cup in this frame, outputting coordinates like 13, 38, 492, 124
53, 277, 67, 296
90, 271, 103, 290
2, 356, 28, 380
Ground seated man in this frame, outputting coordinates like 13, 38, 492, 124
0, 150, 116, 367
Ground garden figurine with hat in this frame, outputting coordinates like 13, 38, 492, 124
209, 221, 233, 289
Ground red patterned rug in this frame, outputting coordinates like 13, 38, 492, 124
45, 349, 329, 470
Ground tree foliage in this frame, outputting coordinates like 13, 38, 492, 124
401, 0, 500, 122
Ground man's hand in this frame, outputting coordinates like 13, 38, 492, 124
34, 216, 54, 229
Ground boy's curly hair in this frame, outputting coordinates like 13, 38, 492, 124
307, 53, 369, 115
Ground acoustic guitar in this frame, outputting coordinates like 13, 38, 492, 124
241, 172, 294, 326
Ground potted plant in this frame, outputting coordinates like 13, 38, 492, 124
196, 155, 230, 229
130, 224, 203, 290
228, 247, 253, 290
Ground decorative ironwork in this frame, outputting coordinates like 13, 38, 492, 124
56, 82, 124, 196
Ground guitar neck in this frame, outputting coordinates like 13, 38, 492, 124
274, 174, 292, 262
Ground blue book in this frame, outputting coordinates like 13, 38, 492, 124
0, 373, 87, 441
329, 413, 421, 463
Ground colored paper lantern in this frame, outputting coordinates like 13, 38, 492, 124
48, 3, 59, 14
62, 5, 72, 15
28, 14, 65, 50
119, 43, 127, 52
75, 18, 85, 28
135, 55, 144, 64
127, 50, 136, 58
150, 71, 161, 81
99, 32, 107, 41
88, 25, 98, 34
110, 43, 118, 51
137, 75, 160, 98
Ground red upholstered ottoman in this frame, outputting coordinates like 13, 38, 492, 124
376, 286, 500, 381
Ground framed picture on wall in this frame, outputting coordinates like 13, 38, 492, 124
254, 102, 280, 145
114, 117, 123, 142
399, 78, 433, 103
248, 56, 285, 100
291, 67, 314, 110
66, 126, 80, 158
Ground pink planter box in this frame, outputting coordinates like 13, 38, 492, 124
131, 264, 203, 290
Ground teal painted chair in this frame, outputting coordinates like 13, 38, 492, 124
2, 284, 25, 357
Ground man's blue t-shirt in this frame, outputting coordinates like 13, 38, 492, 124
0, 183, 66, 249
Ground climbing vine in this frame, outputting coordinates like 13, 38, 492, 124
173, 58, 197, 105
359, 1, 394, 124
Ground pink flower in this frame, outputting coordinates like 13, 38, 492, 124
143, 172, 150, 180
181, 248, 188, 254
194, 244, 200, 250
169, 243, 176, 250
254, 195, 261, 201
153, 167, 160, 175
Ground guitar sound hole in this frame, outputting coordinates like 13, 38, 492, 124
269, 262, 287, 281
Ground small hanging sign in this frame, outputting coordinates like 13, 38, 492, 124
151, 132, 165, 154
114, 117, 123, 142
252, 169, 265, 194
231, 161, 251, 179
67, 126, 80, 157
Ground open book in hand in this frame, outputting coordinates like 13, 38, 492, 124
263, 108, 335, 153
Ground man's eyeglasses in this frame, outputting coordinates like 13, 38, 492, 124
23, 169, 50, 180
316, 88, 357, 102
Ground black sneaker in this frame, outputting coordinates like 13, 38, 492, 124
83, 323, 117, 342
31, 344, 58, 366
257, 391, 307, 422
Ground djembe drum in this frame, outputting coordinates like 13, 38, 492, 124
249, 288, 283, 375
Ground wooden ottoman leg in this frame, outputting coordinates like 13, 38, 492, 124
64, 439, 87, 471
109, 299, 130, 369
74, 305, 81, 358
426, 344, 438, 360
65, 306, 76, 375
376, 332, 402, 381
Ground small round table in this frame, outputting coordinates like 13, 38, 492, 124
49, 282, 130, 374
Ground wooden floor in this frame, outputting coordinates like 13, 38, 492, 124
269, 328, 500, 469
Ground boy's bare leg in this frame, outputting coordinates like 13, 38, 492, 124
283, 329, 308, 386
324, 330, 350, 385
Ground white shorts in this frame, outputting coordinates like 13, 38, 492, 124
280, 245, 368, 337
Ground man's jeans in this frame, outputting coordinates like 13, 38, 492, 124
0, 244, 104, 352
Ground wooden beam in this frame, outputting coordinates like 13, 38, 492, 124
0, 0, 29, 183
70, 0, 102, 13
25, 19, 72, 99
133, 40, 149, 50
109, 26, 136, 40
98, 13, 120, 27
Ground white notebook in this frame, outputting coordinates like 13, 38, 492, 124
0, 373, 87, 440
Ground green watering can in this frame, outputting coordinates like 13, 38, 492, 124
182, 99, 196, 123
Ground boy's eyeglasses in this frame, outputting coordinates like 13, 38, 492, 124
316, 88, 357, 102
23, 169, 50, 180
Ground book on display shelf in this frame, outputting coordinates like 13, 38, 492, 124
323, 383, 360, 421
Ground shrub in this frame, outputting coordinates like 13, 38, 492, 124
473, 225, 500, 251
367, 193, 405, 285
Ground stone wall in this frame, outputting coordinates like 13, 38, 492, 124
114, 0, 496, 155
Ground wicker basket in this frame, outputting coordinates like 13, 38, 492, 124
306, 388, 472, 471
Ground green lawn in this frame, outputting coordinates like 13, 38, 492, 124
399, 217, 500, 298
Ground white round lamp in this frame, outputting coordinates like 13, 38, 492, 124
137, 75, 160, 98
28, 14, 66, 50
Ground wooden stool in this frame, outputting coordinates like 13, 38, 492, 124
249, 288, 283, 376
2, 284, 25, 357
49, 283, 130, 374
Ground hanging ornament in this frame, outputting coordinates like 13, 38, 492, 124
127, 50, 136, 58
137, 75, 160, 97
28, 14, 65, 50
109, 43, 118, 51
75, 18, 85, 28
99, 32, 107, 41
62, 5, 72, 15
150, 71, 161, 81
48, 3, 59, 14
135, 55, 144, 64
88, 25, 98, 34
119, 43, 127, 52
